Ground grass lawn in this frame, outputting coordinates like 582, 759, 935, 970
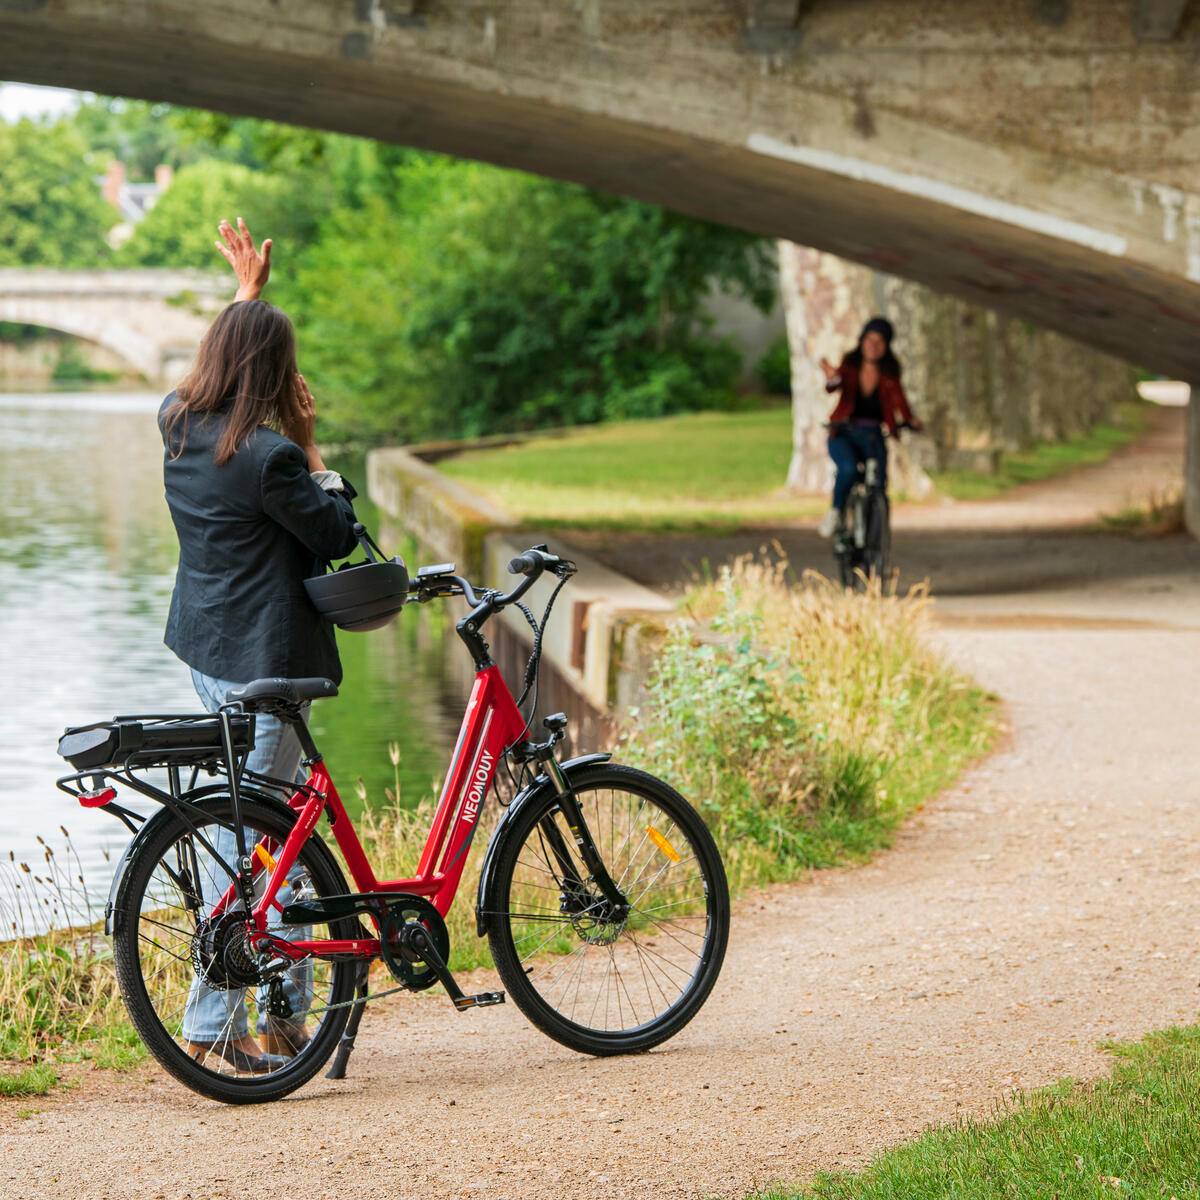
756, 1024, 1200, 1199
929, 401, 1150, 501
437, 401, 1154, 531
437, 406, 813, 532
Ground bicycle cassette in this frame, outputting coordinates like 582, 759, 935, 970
378, 894, 451, 992
191, 911, 260, 990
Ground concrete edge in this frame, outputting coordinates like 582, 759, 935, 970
367, 441, 678, 714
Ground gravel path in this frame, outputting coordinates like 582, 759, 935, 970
3, 412, 1199, 1200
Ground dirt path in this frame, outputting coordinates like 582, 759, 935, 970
3, 413, 1200, 1200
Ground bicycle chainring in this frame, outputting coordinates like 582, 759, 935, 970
378, 895, 451, 992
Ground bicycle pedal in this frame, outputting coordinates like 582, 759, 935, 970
453, 990, 506, 1011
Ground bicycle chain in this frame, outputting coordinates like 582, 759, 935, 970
301, 979, 410, 1019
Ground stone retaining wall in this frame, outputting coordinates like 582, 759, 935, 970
367, 444, 675, 721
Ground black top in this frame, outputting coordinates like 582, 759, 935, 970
158, 394, 359, 685
852, 385, 883, 424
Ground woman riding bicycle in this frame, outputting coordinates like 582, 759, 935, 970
158, 220, 359, 1073
816, 316, 921, 539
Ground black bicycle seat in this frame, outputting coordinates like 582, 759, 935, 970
225, 677, 338, 711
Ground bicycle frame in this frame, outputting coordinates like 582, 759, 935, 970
222, 663, 530, 962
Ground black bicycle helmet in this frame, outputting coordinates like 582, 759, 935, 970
304, 524, 409, 632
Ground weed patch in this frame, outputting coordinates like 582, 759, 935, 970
1099, 485, 1184, 536
619, 556, 996, 890
0, 832, 134, 1077
0, 1063, 57, 1098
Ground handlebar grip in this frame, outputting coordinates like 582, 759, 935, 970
507, 552, 542, 576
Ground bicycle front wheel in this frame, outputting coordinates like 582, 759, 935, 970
865, 493, 891, 581
486, 763, 729, 1056
111, 794, 357, 1104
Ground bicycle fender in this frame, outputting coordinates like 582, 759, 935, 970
104, 787, 299, 937
474, 753, 612, 937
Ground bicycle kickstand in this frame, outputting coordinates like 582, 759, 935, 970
326, 960, 371, 1081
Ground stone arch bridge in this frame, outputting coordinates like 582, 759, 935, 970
5, 0, 1200, 523
0, 270, 225, 384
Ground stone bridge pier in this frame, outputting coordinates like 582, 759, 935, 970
5, 1, 1200, 526
0, 270, 224, 385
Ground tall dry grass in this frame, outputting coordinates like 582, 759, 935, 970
0, 830, 136, 1085
352, 742, 496, 973
620, 556, 996, 892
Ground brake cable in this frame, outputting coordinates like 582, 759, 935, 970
514, 569, 571, 712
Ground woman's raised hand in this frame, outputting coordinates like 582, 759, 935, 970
215, 218, 272, 302
819, 357, 838, 381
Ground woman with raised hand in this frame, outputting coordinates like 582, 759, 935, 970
817, 316, 922, 539
158, 219, 359, 1073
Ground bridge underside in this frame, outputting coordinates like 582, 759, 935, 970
5, 2, 1200, 526
5, 3, 1200, 380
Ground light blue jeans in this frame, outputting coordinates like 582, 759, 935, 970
181, 668, 313, 1042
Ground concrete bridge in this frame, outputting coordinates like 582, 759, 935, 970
0, 270, 224, 383
5, 0, 1200, 520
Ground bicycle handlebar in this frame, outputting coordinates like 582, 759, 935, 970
826, 420, 921, 437
507, 551, 543, 577
409, 545, 575, 613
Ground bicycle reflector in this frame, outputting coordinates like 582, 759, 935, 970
304, 523, 409, 632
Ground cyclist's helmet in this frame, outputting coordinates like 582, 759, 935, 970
304, 523, 409, 632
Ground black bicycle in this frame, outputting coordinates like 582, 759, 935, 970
829, 422, 894, 590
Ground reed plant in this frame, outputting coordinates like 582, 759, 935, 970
0, 830, 138, 1094
620, 556, 996, 893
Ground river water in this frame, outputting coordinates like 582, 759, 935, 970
0, 391, 465, 929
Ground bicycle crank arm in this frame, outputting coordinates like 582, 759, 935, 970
404, 925, 506, 1012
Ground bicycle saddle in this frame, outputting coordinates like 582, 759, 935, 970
225, 677, 338, 711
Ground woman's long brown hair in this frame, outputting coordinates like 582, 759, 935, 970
163, 300, 302, 465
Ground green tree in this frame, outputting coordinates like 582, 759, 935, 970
70, 96, 190, 181
118, 159, 289, 269
275, 157, 776, 442
0, 120, 115, 266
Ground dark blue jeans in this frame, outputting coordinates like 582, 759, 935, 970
829, 424, 887, 512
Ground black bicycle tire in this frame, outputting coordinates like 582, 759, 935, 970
865, 492, 890, 581
836, 545, 854, 589
112, 795, 356, 1104
847, 488, 868, 591
486, 763, 729, 1056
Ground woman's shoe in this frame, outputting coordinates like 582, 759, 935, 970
817, 508, 843, 539
184, 1038, 288, 1074
257, 1016, 310, 1057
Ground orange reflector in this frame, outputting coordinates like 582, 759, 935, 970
254, 845, 277, 874
646, 826, 681, 862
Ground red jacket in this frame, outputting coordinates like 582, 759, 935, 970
826, 362, 915, 437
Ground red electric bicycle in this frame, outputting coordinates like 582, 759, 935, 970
57, 547, 729, 1104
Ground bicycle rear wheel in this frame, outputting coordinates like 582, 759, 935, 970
486, 763, 729, 1056
111, 794, 356, 1104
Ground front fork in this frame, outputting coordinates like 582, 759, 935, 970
522, 729, 628, 919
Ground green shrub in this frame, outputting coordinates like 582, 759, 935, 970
756, 335, 792, 395
620, 557, 995, 891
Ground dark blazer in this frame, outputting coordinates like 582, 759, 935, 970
159, 394, 359, 685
